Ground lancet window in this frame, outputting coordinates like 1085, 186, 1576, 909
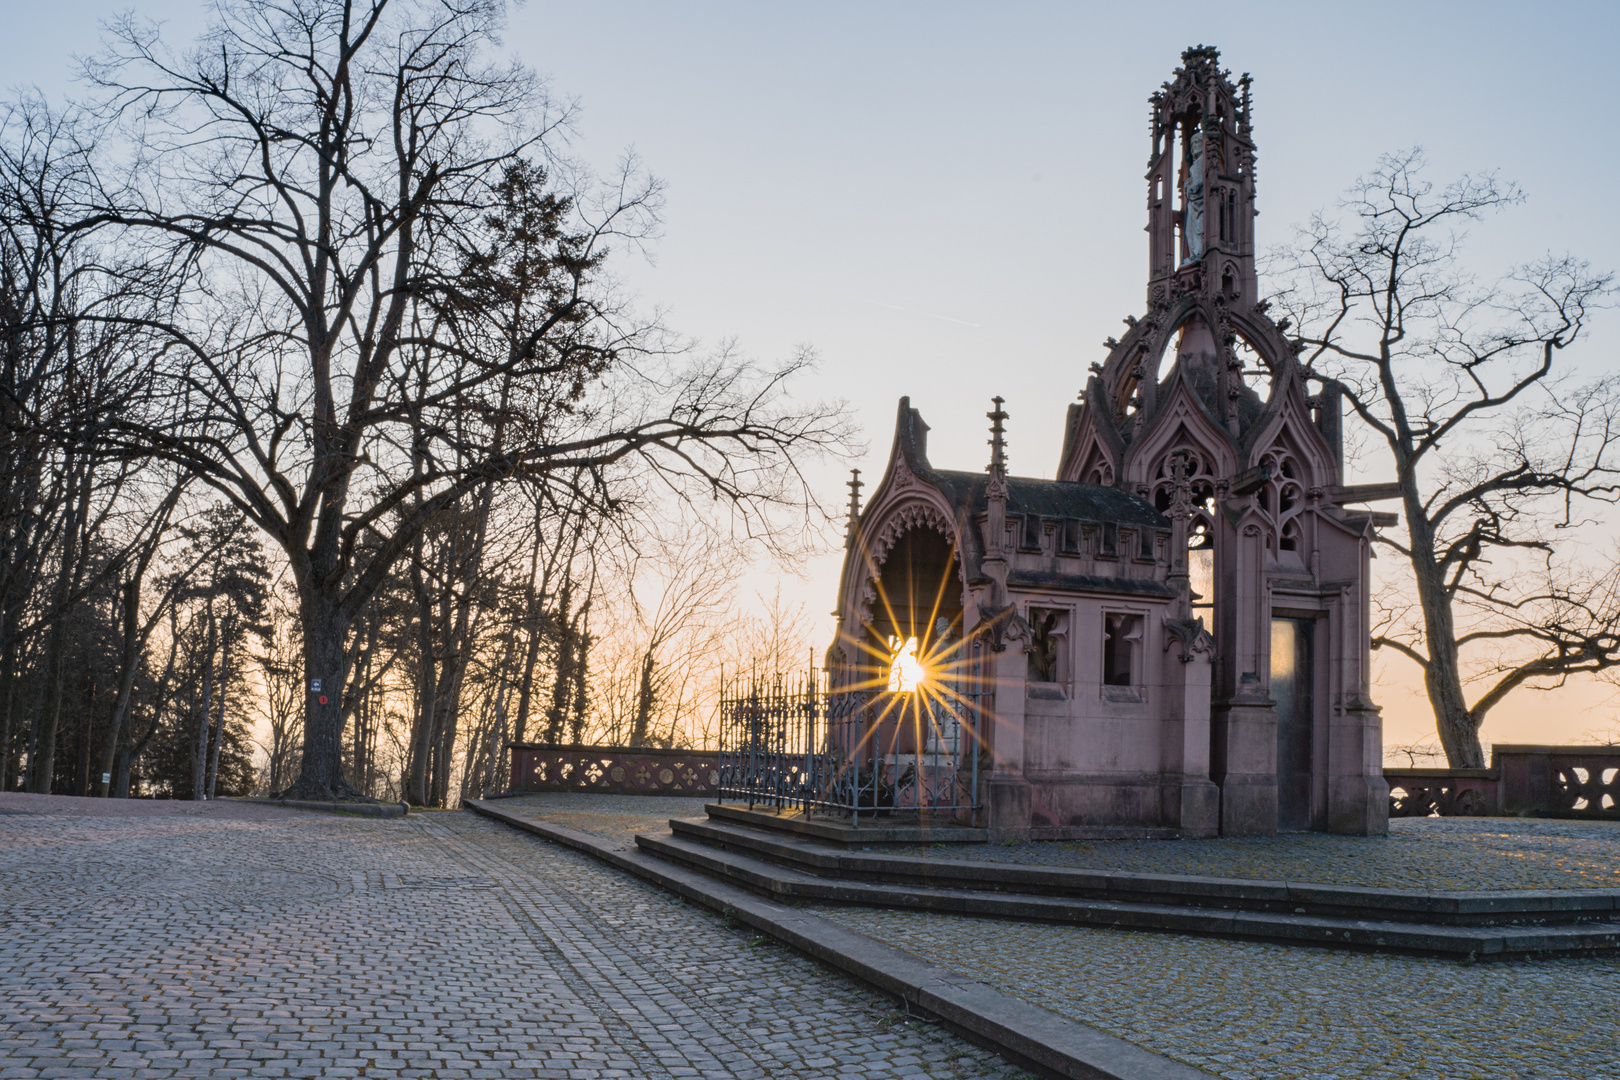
1152, 448, 1219, 619
1257, 444, 1307, 563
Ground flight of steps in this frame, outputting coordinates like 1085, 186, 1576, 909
631, 806, 1620, 959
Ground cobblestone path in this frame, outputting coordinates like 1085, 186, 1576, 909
0, 802, 1027, 1079
870, 816, 1620, 890
815, 905, 1620, 1080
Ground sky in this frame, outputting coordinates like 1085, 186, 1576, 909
8, 0, 1619, 751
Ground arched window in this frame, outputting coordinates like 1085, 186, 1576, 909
1258, 444, 1307, 565
1152, 447, 1219, 622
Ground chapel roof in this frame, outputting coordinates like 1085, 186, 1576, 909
882, 397, 1165, 532
928, 470, 1167, 529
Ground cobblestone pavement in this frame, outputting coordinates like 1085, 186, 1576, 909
491, 794, 709, 850
814, 905, 1620, 1080
868, 816, 1620, 890
0, 799, 1028, 1079
0, 793, 309, 822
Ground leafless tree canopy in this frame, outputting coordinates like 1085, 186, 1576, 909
51, 0, 849, 799
1273, 149, 1620, 766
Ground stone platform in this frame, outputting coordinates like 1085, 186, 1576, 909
861, 814, 1620, 891
632, 813, 1620, 959
472, 792, 1620, 1080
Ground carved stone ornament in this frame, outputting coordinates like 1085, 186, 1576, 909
891, 454, 917, 490
1163, 617, 1215, 662
976, 601, 1031, 654
867, 500, 954, 567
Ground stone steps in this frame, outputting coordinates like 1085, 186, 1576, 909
633, 818, 1620, 959
669, 815, 1620, 927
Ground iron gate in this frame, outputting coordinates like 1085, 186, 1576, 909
716, 646, 987, 824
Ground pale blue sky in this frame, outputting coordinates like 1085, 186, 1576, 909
8, 0, 1619, 743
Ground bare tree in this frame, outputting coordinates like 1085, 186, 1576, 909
82, 0, 847, 799
0, 97, 168, 792
94, 476, 199, 796
1275, 150, 1620, 766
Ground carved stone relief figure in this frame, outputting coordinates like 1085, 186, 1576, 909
1028, 610, 1061, 682
1183, 127, 1205, 264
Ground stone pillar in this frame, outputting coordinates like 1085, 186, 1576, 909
1327, 700, 1388, 835
1159, 453, 1219, 836
1323, 547, 1388, 835
978, 396, 1031, 842
1211, 688, 1278, 836
1211, 519, 1278, 836
1159, 622, 1220, 837
985, 642, 1032, 842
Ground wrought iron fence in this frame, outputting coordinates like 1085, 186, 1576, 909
717, 642, 988, 825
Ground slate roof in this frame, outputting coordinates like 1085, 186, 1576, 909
928, 471, 1168, 529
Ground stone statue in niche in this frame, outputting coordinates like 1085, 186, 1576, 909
1028, 610, 1060, 682
1182, 128, 1204, 264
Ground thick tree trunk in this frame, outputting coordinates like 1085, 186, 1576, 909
285, 586, 356, 800
432, 689, 457, 806
1401, 484, 1485, 768
193, 606, 216, 800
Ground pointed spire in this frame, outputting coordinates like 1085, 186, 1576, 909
987, 396, 1008, 485
844, 468, 863, 550
984, 397, 1009, 567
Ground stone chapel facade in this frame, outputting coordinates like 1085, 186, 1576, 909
831, 46, 1389, 838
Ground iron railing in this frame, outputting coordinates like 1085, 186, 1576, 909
717, 643, 988, 825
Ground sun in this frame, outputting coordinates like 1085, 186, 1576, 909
886, 635, 927, 693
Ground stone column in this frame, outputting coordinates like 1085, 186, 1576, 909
1159, 619, 1220, 837
1211, 519, 1278, 836
1324, 544, 1389, 835
1158, 450, 1220, 836
985, 638, 1032, 842
980, 397, 1031, 842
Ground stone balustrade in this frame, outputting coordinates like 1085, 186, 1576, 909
1386, 744, 1620, 819
507, 743, 720, 797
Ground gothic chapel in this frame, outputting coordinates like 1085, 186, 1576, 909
832, 47, 1389, 838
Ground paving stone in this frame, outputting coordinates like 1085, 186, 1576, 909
0, 804, 1023, 1080
869, 816, 1620, 891
813, 904, 1620, 1080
